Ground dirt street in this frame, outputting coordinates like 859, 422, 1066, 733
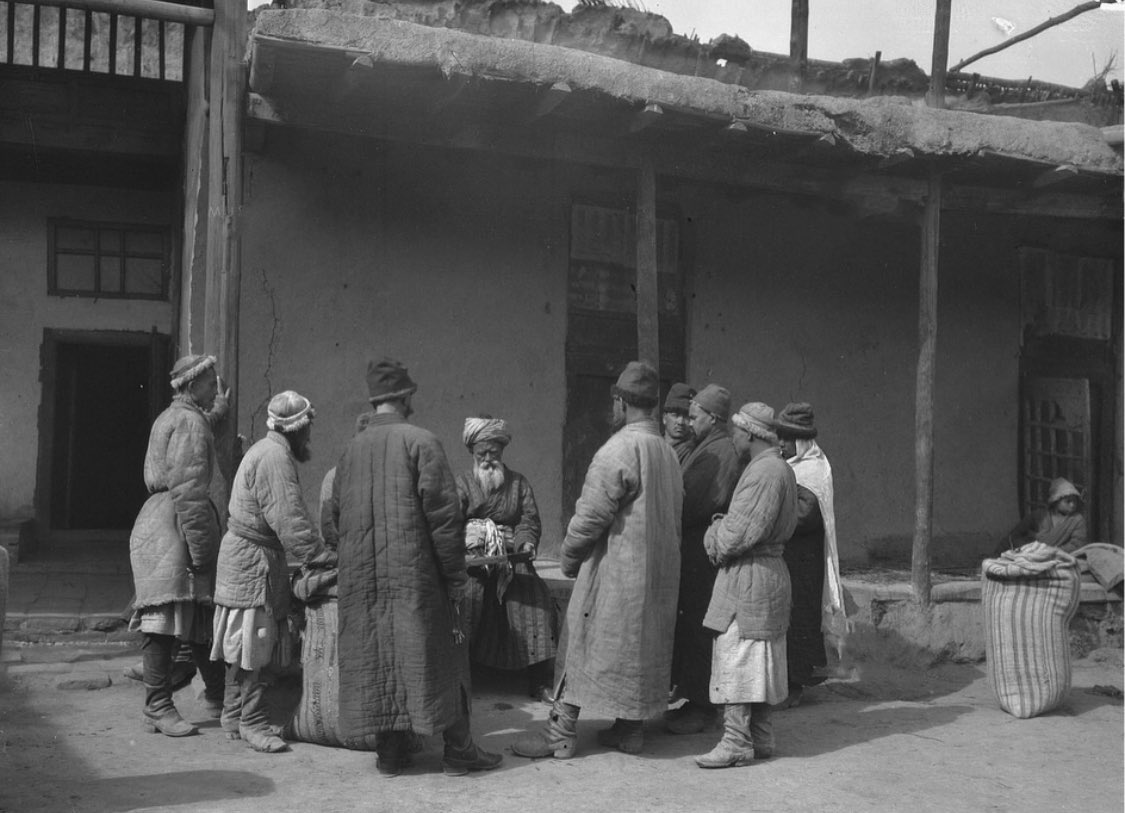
0, 645, 1121, 813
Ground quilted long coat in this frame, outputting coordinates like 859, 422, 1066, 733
334, 413, 468, 737
129, 394, 222, 609
559, 419, 683, 719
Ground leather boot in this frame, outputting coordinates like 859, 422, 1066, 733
220, 662, 243, 738
375, 731, 411, 777
748, 702, 775, 759
596, 718, 644, 754
238, 669, 289, 753
190, 643, 225, 719
694, 704, 755, 769
141, 633, 197, 738
441, 715, 503, 776
511, 699, 579, 759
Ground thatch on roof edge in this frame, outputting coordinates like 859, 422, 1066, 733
252, 9, 1123, 175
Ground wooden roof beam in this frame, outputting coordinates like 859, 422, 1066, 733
19, 0, 213, 26
630, 102, 663, 134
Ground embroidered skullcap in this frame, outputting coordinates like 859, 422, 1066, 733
732, 402, 778, 444
774, 402, 818, 439
366, 357, 418, 404
266, 390, 315, 433
693, 384, 732, 422
612, 361, 659, 407
169, 354, 216, 390
663, 382, 695, 414
463, 417, 511, 449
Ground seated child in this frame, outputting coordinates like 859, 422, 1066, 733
997, 477, 1087, 556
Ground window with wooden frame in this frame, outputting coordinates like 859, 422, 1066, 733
48, 220, 170, 300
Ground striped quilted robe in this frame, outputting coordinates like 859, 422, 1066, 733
982, 542, 1080, 719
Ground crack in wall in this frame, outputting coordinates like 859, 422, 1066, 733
249, 266, 281, 437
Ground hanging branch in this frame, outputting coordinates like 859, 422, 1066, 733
950, 1, 1109, 74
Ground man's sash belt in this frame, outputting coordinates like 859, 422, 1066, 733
227, 518, 285, 552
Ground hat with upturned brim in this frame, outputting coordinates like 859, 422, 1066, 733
169, 354, 216, 390
774, 402, 818, 439
366, 358, 418, 404
732, 401, 778, 444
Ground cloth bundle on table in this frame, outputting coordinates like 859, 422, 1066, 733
982, 542, 1080, 719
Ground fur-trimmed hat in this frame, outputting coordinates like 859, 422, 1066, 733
693, 384, 732, 423
612, 361, 659, 408
169, 354, 216, 390
366, 358, 418, 404
663, 382, 695, 414
266, 390, 315, 433
732, 402, 778, 444
774, 402, 818, 439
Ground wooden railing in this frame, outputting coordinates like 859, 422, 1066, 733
1, 0, 213, 81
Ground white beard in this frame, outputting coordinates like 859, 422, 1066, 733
474, 462, 506, 493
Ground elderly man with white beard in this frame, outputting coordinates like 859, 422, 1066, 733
454, 417, 558, 703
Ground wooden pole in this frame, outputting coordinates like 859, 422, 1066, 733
20, 0, 213, 27
789, 0, 809, 92
636, 156, 659, 372
204, 0, 245, 475
912, 167, 941, 607
178, 24, 207, 355
927, 0, 952, 109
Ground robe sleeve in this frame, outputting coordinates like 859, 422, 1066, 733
417, 436, 467, 589
165, 416, 219, 571
561, 441, 638, 578
318, 468, 339, 552
793, 484, 824, 536
682, 446, 723, 528
261, 449, 325, 567
513, 475, 542, 553
706, 466, 786, 565
1057, 515, 1088, 554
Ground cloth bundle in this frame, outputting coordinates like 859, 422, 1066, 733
285, 599, 376, 749
982, 542, 1080, 719
464, 518, 512, 557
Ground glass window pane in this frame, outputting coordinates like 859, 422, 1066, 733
56, 227, 96, 252
100, 257, 122, 293
55, 254, 96, 291
100, 230, 122, 254
125, 230, 164, 255
124, 257, 164, 296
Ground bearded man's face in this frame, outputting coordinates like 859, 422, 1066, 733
472, 441, 506, 492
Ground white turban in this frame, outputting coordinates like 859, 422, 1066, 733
462, 417, 511, 449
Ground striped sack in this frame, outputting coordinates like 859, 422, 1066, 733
284, 599, 375, 749
982, 542, 1080, 719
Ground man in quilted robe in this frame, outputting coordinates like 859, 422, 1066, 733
128, 353, 228, 737
513, 361, 683, 759
335, 358, 502, 778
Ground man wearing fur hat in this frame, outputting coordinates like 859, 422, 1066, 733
662, 382, 697, 464
666, 383, 744, 735
774, 402, 846, 709
211, 390, 334, 753
128, 354, 229, 737
334, 358, 502, 777
695, 402, 797, 769
513, 361, 682, 759
455, 417, 558, 703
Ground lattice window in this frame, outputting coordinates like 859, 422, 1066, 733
1021, 377, 1091, 514
48, 219, 170, 300
1020, 247, 1114, 341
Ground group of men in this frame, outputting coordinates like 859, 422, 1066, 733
128, 352, 843, 776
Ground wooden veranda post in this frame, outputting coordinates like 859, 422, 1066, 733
789, 0, 809, 91
912, 0, 951, 606
204, 0, 246, 475
636, 155, 659, 371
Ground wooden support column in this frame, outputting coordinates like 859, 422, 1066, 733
912, 167, 941, 607
204, 0, 246, 475
178, 24, 208, 356
636, 155, 659, 371
789, 0, 809, 91
927, 0, 952, 109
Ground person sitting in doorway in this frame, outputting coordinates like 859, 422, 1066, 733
996, 477, 1088, 556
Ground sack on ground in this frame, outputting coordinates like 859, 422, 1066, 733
981, 542, 1080, 719
284, 598, 376, 749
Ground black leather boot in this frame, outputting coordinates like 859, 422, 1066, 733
189, 642, 224, 719
141, 633, 197, 737
238, 669, 288, 753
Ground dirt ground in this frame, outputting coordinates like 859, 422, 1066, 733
0, 645, 1121, 813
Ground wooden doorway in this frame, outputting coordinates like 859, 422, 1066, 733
561, 201, 686, 528
35, 330, 170, 552
1018, 248, 1119, 541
